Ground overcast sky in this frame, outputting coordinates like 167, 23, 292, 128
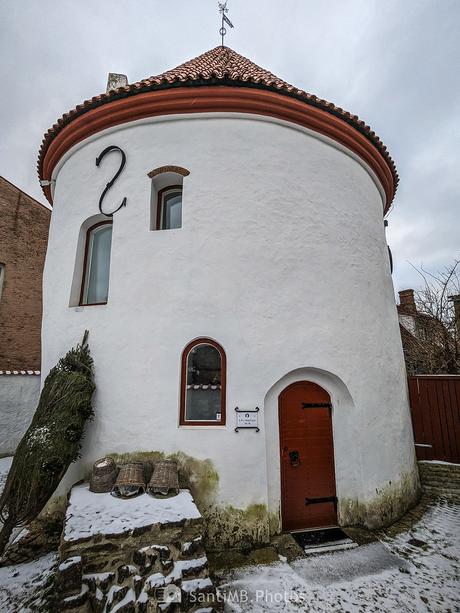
1, 0, 458, 292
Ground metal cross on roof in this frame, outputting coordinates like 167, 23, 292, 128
218, 1, 234, 46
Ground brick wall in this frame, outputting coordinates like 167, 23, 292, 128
0, 177, 51, 369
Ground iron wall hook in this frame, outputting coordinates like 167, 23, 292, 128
96, 145, 127, 217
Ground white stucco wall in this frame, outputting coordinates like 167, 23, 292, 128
0, 374, 40, 455
399, 313, 416, 335
41, 113, 417, 529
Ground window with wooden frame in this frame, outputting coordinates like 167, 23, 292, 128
79, 221, 113, 306
180, 338, 226, 426
156, 186, 182, 230
147, 165, 189, 231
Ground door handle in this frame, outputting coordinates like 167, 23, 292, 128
288, 450, 300, 466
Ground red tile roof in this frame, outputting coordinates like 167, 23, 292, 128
38, 46, 398, 202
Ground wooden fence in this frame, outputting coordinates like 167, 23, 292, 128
408, 375, 460, 464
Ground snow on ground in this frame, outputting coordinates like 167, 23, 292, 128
0, 552, 57, 612
0, 456, 13, 495
1, 455, 458, 611
64, 484, 202, 542
220, 498, 460, 612
419, 460, 460, 467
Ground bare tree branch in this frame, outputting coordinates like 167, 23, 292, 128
400, 260, 460, 374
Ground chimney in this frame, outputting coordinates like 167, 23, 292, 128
106, 73, 128, 94
398, 289, 417, 314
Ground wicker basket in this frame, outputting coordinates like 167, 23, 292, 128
148, 460, 179, 496
112, 461, 146, 498
89, 457, 118, 493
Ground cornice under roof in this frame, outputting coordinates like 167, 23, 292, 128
38, 46, 398, 209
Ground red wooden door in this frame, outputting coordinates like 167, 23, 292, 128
279, 381, 337, 531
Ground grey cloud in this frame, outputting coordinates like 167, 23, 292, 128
1, 0, 458, 291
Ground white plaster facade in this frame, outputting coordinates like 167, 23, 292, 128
41, 112, 418, 533
0, 374, 40, 455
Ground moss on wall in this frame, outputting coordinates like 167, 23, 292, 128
338, 467, 421, 529
44, 451, 420, 550
203, 504, 271, 551
106, 451, 284, 550
108, 451, 274, 549
108, 451, 219, 509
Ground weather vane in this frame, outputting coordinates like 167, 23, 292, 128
218, 1, 234, 47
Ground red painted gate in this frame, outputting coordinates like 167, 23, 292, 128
408, 375, 460, 463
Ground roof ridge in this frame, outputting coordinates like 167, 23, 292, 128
143, 45, 295, 90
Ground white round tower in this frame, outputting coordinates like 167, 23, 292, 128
39, 46, 419, 546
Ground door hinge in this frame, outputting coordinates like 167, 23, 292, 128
305, 496, 337, 510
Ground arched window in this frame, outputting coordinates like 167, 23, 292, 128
180, 339, 226, 426
80, 221, 113, 305
157, 186, 182, 230
147, 165, 189, 231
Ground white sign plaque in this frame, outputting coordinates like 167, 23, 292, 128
235, 407, 260, 432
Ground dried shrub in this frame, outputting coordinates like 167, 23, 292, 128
0, 331, 95, 553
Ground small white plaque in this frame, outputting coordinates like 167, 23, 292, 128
235, 410, 259, 430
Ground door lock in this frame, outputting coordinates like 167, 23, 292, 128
289, 450, 300, 466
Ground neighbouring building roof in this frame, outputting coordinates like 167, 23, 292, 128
397, 289, 459, 375
0, 370, 41, 375
0, 176, 50, 213
38, 46, 398, 209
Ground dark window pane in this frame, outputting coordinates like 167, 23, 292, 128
185, 344, 222, 421
83, 224, 112, 304
162, 190, 182, 229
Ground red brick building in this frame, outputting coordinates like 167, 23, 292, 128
397, 289, 458, 374
0, 176, 50, 370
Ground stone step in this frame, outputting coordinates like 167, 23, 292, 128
419, 461, 460, 472
418, 463, 460, 483
421, 480, 460, 488
419, 468, 460, 477
58, 483, 223, 611
422, 486, 460, 495
420, 471, 460, 481
419, 468, 460, 478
